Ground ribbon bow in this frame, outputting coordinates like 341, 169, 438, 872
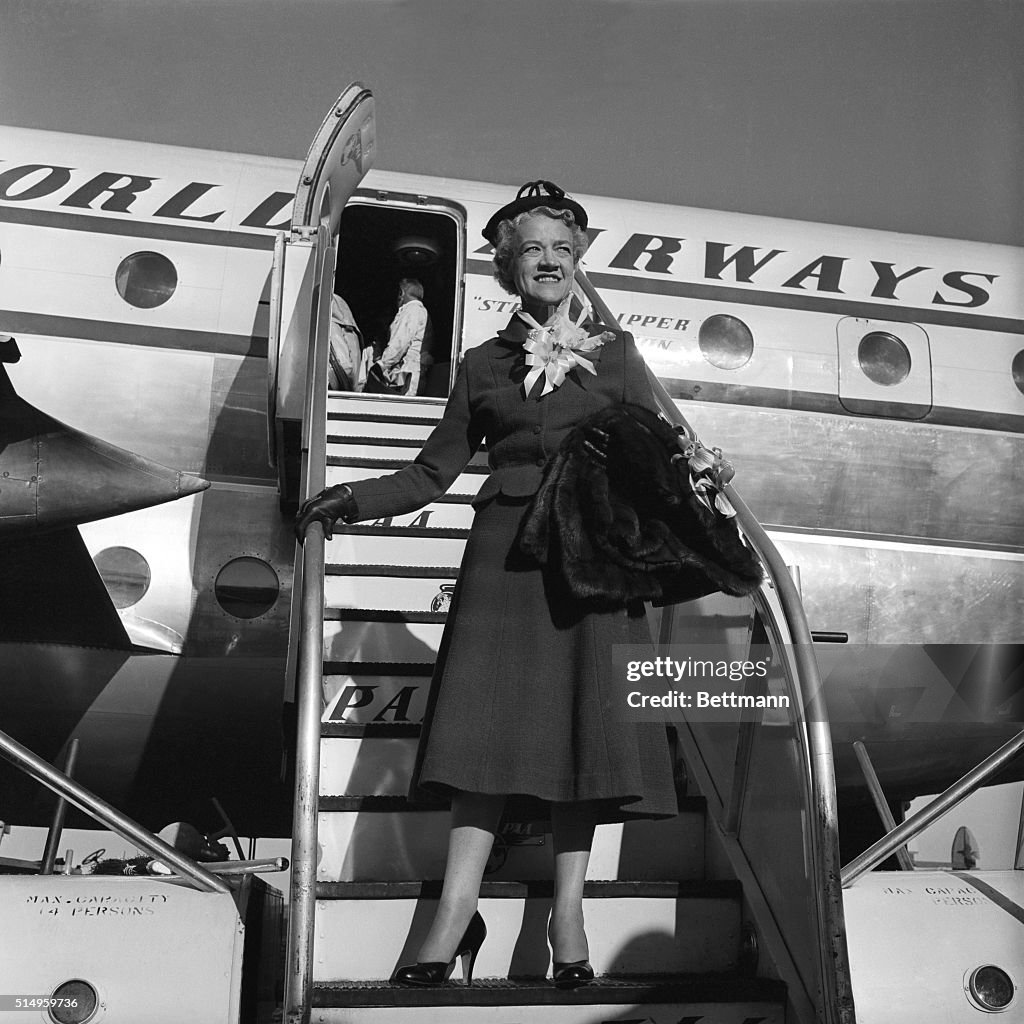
518, 301, 612, 397
669, 423, 738, 518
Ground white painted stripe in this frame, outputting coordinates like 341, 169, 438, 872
766, 528, 1024, 561
324, 533, 468, 566
324, 575, 457, 611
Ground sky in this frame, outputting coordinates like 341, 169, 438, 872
1, 0, 1020, 247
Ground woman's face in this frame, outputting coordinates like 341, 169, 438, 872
511, 214, 576, 308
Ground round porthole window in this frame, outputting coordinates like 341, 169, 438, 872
1012, 350, 1024, 397
214, 557, 280, 619
115, 251, 177, 308
858, 331, 911, 387
48, 978, 98, 1023
698, 314, 754, 370
93, 546, 151, 609
966, 964, 1014, 1012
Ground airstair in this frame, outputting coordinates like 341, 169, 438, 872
269, 87, 853, 1021
281, 289, 856, 1022
298, 391, 794, 1022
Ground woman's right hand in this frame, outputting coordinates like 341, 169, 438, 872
294, 484, 358, 542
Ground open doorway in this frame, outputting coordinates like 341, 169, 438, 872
335, 191, 465, 399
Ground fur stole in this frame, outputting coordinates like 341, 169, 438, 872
519, 403, 764, 606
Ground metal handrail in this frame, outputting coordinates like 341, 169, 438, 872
575, 269, 854, 1024
283, 224, 334, 1024
41, 737, 79, 874
852, 740, 915, 872
842, 726, 1024, 886
0, 727, 230, 894
188, 857, 290, 876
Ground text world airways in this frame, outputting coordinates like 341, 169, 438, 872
0, 158, 1005, 311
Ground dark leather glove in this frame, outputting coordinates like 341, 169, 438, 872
294, 484, 358, 542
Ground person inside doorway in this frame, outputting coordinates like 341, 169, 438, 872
377, 277, 432, 397
328, 292, 365, 391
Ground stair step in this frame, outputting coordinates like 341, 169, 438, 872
320, 735, 421, 795
327, 407, 444, 426
324, 532, 469, 569
327, 395, 445, 417
327, 433, 490, 454
322, 619, 444, 665
312, 886, 741, 980
312, 977, 785, 1022
328, 505, 475, 533
328, 455, 490, 474
323, 661, 435, 676
327, 564, 460, 578
325, 434, 437, 448
326, 464, 483, 498
335, 524, 471, 539
322, 667, 433, 725
316, 802, 706, 883
318, 795, 706, 814
319, 795, 448, 812
319, 733, 689, 803
326, 444, 490, 471
322, 722, 422, 738
326, 608, 448, 623
325, 575, 457, 614
317, 879, 736, 899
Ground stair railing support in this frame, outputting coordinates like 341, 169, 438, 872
852, 740, 915, 871
282, 224, 334, 1024
40, 737, 79, 874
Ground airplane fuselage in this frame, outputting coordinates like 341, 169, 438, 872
0, 125, 1020, 836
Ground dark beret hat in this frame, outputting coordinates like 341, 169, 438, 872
482, 180, 588, 245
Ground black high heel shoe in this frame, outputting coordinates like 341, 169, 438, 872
552, 959, 595, 989
393, 911, 487, 987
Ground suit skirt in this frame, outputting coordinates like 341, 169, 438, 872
410, 493, 679, 822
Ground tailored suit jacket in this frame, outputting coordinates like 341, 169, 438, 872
346, 314, 660, 523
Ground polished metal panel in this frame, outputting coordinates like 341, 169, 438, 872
687, 402, 1023, 551
185, 483, 295, 657
0, 366, 208, 536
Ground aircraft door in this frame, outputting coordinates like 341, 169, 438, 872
267, 84, 375, 492
335, 194, 467, 399
837, 317, 933, 419
291, 84, 376, 237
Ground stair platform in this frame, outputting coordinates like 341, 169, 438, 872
312, 975, 786, 1023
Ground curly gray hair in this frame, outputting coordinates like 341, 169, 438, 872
491, 207, 589, 295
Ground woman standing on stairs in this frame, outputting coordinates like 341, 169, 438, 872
295, 180, 679, 989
